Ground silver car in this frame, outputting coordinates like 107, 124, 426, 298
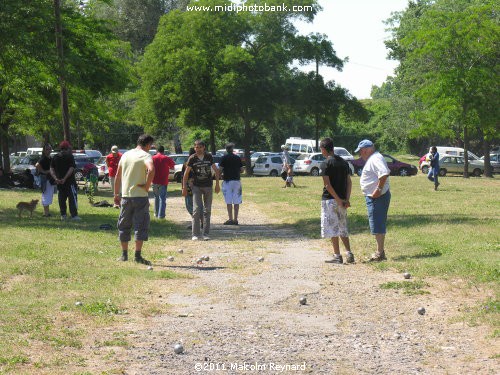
439, 155, 484, 176
253, 155, 287, 177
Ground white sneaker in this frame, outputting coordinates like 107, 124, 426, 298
192, 236, 199, 241
70, 216, 81, 221
202, 236, 210, 241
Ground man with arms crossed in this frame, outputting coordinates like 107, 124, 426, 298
219, 143, 244, 225
319, 138, 354, 264
355, 139, 391, 262
182, 140, 220, 241
114, 134, 155, 265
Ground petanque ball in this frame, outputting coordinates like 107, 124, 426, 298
178, 249, 184, 254
403, 272, 411, 279
75, 301, 83, 306
168, 256, 174, 262
147, 266, 153, 271
174, 343, 184, 354
203, 256, 210, 261
299, 296, 307, 305
417, 307, 426, 315
258, 257, 264, 262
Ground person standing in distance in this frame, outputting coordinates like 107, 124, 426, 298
219, 143, 244, 225
106, 146, 122, 207
319, 138, 354, 264
50, 141, 80, 221
355, 139, 391, 262
182, 140, 220, 241
36, 143, 56, 217
152, 145, 175, 219
427, 146, 440, 191
114, 134, 155, 265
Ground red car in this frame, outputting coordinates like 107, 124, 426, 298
352, 154, 418, 177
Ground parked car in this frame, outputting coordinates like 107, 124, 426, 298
293, 153, 325, 176
294, 151, 354, 176
438, 155, 484, 176
478, 154, 500, 174
11, 154, 40, 186
168, 154, 190, 182
250, 152, 278, 168
352, 154, 418, 176
73, 154, 97, 181
95, 156, 108, 181
253, 154, 295, 177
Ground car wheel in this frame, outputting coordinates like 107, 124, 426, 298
270, 169, 278, 177
472, 168, 482, 177
175, 172, 182, 183
439, 168, 447, 177
310, 167, 319, 176
399, 168, 409, 177
421, 165, 429, 174
75, 170, 83, 180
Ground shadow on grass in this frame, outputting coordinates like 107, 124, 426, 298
160, 265, 227, 271
392, 249, 443, 261
291, 213, 483, 239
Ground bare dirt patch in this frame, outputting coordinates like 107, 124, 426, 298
38, 193, 498, 374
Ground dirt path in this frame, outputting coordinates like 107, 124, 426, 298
113, 194, 497, 374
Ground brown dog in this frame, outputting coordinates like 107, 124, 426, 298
16, 199, 39, 218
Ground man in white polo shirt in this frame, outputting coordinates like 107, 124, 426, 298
355, 139, 391, 262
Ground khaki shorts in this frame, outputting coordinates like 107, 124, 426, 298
117, 197, 150, 242
321, 199, 349, 238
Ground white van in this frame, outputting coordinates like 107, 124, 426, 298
429, 146, 479, 160
26, 147, 43, 155
284, 137, 316, 153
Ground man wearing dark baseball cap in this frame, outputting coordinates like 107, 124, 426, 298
50, 141, 80, 220
355, 139, 390, 262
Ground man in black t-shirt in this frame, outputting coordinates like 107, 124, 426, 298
319, 137, 354, 264
219, 143, 244, 225
50, 141, 80, 220
182, 140, 220, 240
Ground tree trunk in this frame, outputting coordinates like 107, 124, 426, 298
209, 124, 216, 154
463, 124, 469, 178
1, 121, 11, 172
173, 132, 182, 154
54, 0, 71, 142
481, 134, 492, 177
243, 118, 252, 176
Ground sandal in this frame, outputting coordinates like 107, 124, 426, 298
223, 220, 234, 225
367, 252, 387, 262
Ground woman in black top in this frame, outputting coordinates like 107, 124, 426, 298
36, 144, 56, 217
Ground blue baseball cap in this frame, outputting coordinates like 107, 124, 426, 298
354, 139, 374, 153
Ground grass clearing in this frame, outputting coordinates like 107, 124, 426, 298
379, 280, 430, 295
0, 168, 498, 372
0, 187, 187, 373
243, 171, 499, 329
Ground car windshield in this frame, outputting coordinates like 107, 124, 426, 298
256, 156, 268, 163
296, 154, 310, 160
97, 156, 106, 164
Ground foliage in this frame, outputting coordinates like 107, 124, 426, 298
385, 0, 500, 174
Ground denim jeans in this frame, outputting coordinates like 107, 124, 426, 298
365, 191, 391, 234
427, 167, 439, 186
152, 184, 168, 219
192, 185, 213, 237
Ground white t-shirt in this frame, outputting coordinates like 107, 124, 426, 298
359, 152, 390, 196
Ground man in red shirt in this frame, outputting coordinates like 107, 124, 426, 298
106, 145, 122, 206
152, 145, 175, 219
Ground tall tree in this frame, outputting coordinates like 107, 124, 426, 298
386, 0, 499, 176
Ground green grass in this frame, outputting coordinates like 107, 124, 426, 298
0, 170, 499, 371
0, 186, 187, 373
243, 171, 499, 330
379, 280, 430, 295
